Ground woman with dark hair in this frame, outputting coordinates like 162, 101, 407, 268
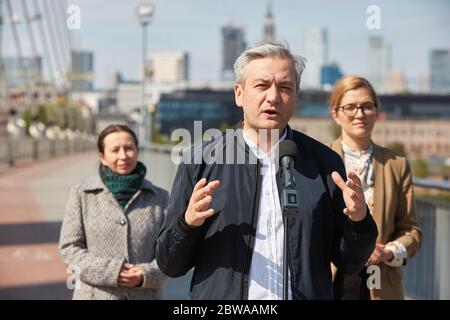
329, 76, 422, 300
59, 124, 168, 300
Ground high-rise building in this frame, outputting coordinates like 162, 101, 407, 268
321, 63, 343, 88
430, 49, 450, 94
148, 52, 189, 83
70, 50, 94, 92
304, 27, 328, 88
385, 69, 407, 94
2, 56, 43, 86
263, 1, 275, 43
368, 36, 391, 93
221, 24, 246, 80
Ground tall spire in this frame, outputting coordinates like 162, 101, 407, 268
263, 1, 275, 42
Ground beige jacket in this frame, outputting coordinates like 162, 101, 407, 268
59, 176, 168, 300
330, 138, 422, 300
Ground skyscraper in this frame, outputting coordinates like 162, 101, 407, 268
385, 69, 407, 94
368, 36, 391, 93
304, 27, 328, 89
70, 50, 94, 92
2, 56, 43, 87
430, 49, 450, 94
148, 52, 189, 83
263, 1, 275, 43
221, 24, 246, 80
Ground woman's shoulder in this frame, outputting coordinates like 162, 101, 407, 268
142, 179, 169, 198
70, 176, 105, 193
374, 143, 410, 173
374, 143, 407, 160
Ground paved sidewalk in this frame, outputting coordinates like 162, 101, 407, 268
0, 152, 97, 299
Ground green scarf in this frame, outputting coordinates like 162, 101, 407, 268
99, 161, 147, 209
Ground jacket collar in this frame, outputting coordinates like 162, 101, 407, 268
329, 136, 378, 158
329, 136, 344, 158
235, 120, 294, 155
82, 175, 157, 193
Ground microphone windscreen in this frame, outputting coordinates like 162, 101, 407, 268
278, 140, 298, 162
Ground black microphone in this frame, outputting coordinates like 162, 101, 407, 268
278, 140, 299, 300
278, 140, 299, 217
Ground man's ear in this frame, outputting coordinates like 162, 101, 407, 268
234, 83, 243, 108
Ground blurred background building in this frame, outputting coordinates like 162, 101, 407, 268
368, 36, 391, 93
148, 52, 189, 83
70, 50, 94, 92
430, 49, 450, 94
303, 27, 328, 89
221, 23, 246, 80
262, 1, 275, 43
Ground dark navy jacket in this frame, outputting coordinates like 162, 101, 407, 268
156, 126, 378, 299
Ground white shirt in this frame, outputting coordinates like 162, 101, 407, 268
244, 130, 293, 300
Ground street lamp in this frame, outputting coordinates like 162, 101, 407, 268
136, 2, 155, 147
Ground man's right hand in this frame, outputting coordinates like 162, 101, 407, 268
184, 178, 221, 227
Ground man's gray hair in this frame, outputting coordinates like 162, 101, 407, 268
233, 42, 306, 90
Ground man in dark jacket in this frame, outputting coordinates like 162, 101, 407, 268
156, 42, 378, 300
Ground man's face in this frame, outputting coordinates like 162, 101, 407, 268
234, 57, 298, 132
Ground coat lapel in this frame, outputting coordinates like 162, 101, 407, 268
82, 176, 125, 212
372, 144, 385, 242
329, 138, 343, 158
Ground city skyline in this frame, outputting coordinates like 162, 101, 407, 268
1, 0, 449, 90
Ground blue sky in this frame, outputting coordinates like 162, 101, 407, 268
3, 0, 449, 89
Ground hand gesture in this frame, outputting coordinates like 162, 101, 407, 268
331, 170, 367, 222
185, 178, 221, 227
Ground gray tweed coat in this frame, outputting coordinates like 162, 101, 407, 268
59, 175, 169, 300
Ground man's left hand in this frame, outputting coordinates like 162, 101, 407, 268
331, 170, 367, 222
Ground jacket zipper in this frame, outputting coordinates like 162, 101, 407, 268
241, 162, 261, 300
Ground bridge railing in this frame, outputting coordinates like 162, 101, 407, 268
0, 136, 96, 170
403, 178, 450, 300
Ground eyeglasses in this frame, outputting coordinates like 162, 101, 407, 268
336, 102, 377, 117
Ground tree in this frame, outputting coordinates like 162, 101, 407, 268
36, 105, 48, 125
21, 108, 32, 134
412, 157, 429, 178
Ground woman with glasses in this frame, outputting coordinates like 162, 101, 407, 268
328, 76, 422, 300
